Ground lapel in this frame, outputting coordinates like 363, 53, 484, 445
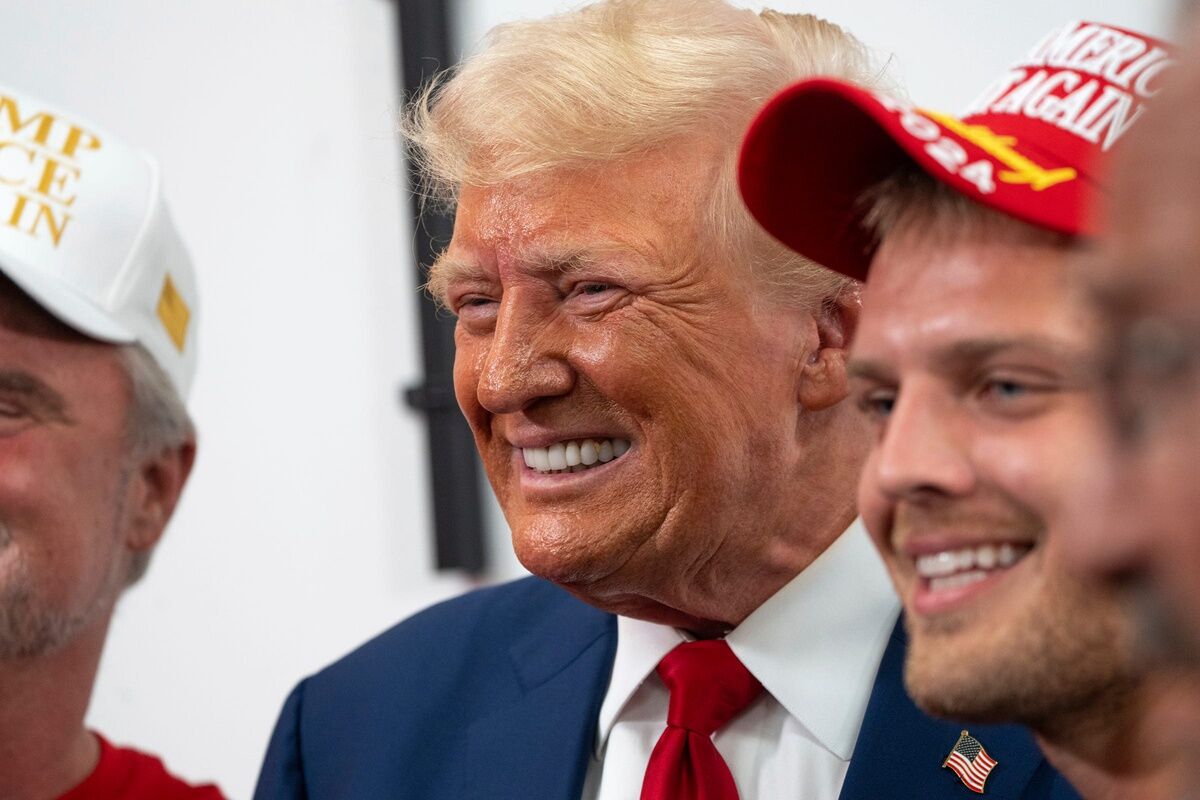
463, 588, 617, 800
839, 620, 1051, 800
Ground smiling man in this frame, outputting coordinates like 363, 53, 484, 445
257, 2, 1073, 800
741, 19, 1176, 800
429, 141, 860, 634
0, 86, 221, 799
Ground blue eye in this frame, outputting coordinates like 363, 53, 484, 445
975, 374, 1059, 417
986, 379, 1028, 398
857, 390, 896, 419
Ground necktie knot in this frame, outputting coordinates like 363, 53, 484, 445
657, 640, 763, 736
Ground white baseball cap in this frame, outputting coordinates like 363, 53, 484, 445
0, 85, 197, 399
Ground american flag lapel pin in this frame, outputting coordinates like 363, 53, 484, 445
943, 730, 998, 794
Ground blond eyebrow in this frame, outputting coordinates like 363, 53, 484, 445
427, 242, 648, 308
425, 254, 487, 308
523, 243, 648, 281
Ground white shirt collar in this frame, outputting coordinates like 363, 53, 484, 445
595, 519, 900, 760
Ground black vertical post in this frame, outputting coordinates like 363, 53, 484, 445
395, 0, 487, 574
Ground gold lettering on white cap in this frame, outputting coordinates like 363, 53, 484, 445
0, 94, 101, 248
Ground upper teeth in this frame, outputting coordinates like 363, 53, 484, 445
522, 438, 630, 474
915, 543, 1027, 579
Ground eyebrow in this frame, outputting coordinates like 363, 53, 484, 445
0, 369, 72, 422
427, 242, 648, 305
846, 359, 896, 383
849, 336, 1092, 383
932, 337, 1087, 371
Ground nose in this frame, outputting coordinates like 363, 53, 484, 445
475, 292, 575, 414
866, 384, 976, 503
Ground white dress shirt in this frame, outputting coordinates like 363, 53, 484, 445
580, 520, 900, 800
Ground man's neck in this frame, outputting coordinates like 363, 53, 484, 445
689, 404, 871, 631
0, 618, 110, 800
1035, 681, 1178, 800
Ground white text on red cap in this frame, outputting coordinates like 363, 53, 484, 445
964, 21, 1172, 152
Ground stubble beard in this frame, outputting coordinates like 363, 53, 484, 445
902, 566, 1135, 730
0, 522, 92, 659
0, 469, 131, 661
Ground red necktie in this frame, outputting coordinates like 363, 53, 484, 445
640, 640, 764, 800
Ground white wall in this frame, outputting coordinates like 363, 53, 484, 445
457, 2, 1178, 108
0, 1, 1180, 798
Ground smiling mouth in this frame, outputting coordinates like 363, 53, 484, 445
521, 437, 631, 474
914, 542, 1034, 593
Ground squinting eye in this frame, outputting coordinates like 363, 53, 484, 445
455, 295, 498, 314
569, 282, 614, 298
0, 400, 34, 437
983, 379, 1028, 399
975, 375, 1058, 417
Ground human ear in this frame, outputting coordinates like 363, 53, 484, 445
797, 287, 861, 411
125, 437, 197, 553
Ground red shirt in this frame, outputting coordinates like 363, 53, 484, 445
57, 735, 227, 800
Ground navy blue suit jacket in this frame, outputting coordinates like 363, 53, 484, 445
254, 577, 1080, 800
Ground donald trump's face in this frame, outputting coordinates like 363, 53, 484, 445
435, 139, 859, 632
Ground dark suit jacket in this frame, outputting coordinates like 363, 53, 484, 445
253, 576, 1080, 799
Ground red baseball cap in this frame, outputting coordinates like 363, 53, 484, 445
738, 20, 1173, 280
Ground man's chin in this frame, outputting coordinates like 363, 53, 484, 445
903, 621, 1057, 725
511, 529, 627, 589
904, 653, 1018, 724
508, 513, 658, 585
903, 627, 1133, 731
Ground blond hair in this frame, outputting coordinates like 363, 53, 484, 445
407, 0, 892, 308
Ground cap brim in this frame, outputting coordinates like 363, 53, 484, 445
0, 254, 136, 343
740, 79, 914, 281
740, 78, 1094, 281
